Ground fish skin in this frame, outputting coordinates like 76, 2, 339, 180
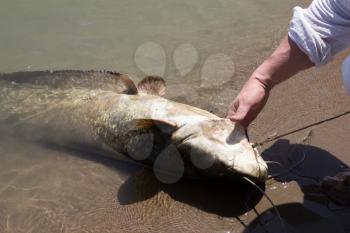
0, 70, 268, 182
0, 70, 138, 94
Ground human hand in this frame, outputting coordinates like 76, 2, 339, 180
227, 35, 315, 127
227, 76, 270, 127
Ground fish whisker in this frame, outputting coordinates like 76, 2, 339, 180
243, 176, 287, 233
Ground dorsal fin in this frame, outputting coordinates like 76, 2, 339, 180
137, 76, 166, 96
0, 70, 139, 94
118, 74, 138, 94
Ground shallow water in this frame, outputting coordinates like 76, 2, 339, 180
0, 0, 303, 73
0, 0, 311, 117
1, 0, 350, 233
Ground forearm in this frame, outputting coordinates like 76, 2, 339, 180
250, 35, 314, 90
227, 35, 315, 126
228, 0, 350, 126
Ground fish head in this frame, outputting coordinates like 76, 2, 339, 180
171, 118, 268, 182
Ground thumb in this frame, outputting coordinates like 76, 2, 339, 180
227, 102, 249, 122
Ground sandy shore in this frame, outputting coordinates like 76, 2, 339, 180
0, 51, 349, 233
0, 0, 350, 231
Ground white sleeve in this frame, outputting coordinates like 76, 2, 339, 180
288, 0, 350, 66
342, 55, 350, 94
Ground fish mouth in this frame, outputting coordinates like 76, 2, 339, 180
229, 153, 268, 182
231, 163, 268, 182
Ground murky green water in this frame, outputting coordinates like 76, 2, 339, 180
0, 0, 310, 116
6, 1, 346, 233
0, 0, 306, 73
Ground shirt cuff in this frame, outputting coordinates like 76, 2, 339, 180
288, 6, 332, 67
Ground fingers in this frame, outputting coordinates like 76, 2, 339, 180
227, 99, 239, 119
227, 99, 252, 127
227, 78, 270, 127
227, 101, 245, 121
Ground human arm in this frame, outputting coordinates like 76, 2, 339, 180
227, 36, 314, 127
227, 0, 350, 127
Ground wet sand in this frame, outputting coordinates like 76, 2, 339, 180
1, 0, 350, 232
0, 55, 349, 233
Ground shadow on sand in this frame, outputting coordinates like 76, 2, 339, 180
1, 118, 264, 219
39, 138, 264, 217
34, 137, 350, 232
242, 139, 350, 233
117, 169, 264, 217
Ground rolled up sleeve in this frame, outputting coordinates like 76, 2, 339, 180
288, 0, 350, 66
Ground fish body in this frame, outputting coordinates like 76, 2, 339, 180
0, 70, 267, 182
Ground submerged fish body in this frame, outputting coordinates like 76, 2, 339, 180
0, 70, 268, 182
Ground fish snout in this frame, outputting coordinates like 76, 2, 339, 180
229, 148, 268, 182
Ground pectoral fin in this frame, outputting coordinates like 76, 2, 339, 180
137, 76, 166, 96
130, 119, 177, 134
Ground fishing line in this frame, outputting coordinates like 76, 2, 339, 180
252, 110, 350, 147
252, 207, 270, 233
235, 216, 250, 231
266, 149, 307, 180
265, 161, 283, 166
242, 176, 287, 233
267, 148, 321, 185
